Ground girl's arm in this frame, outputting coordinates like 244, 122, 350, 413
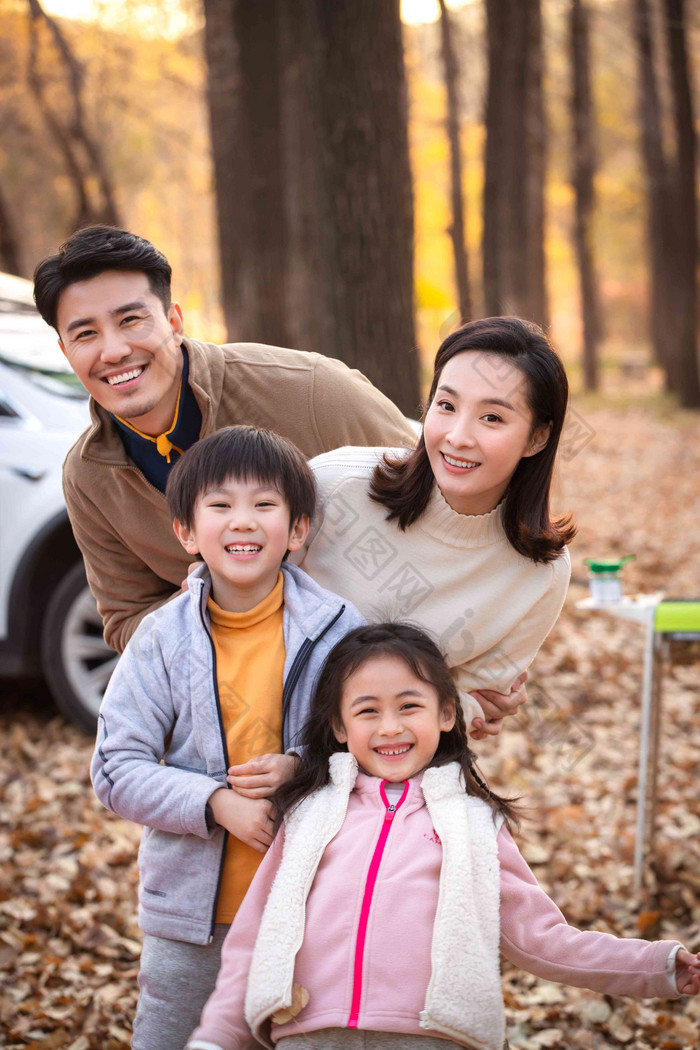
498, 827, 686, 998
187, 829, 287, 1050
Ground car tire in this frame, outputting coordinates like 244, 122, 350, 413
40, 561, 119, 734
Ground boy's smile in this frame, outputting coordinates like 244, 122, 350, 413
333, 654, 456, 782
174, 477, 308, 612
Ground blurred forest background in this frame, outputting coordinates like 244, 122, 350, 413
2, 2, 700, 1048
2, 0, 700, 412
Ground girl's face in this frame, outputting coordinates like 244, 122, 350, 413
333, 654, 456, 782
422, 351, 550, 517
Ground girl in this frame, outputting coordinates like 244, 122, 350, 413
187, 624, 699, 1050
290, 317, 576, 741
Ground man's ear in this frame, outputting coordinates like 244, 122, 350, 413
58, 338, 67, 357
332, 720, 348, 745
169, 302, 185, 341
287, 514, 310, 553
524, 421, 552, 458
173, 518, 199, 555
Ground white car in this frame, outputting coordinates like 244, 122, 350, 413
0, 272, 117, 732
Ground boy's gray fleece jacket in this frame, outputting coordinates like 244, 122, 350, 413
90, 562, 365, 945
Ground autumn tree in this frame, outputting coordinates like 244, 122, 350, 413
482, 0, 547, 326
438, 0, 471, 322
26, 0, 121, 230
634, 0, 700, 407
570, 0, 603, 391
203, 0, 420, 416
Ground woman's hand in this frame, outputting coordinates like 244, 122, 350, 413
227, 753, 299, 798
469, 670, 528, 740
675, 948, 700, 994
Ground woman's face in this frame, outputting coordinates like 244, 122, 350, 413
422, 351, 549, 517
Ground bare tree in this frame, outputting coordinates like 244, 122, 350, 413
204, 0, 420, 415
26, 0, 120, 230
0, 182, 23, 275
438, 0, 471, 322
570, 0, 603, 391
634, 0, 700, 406
483, 0, 547, 326
664, 0, 699, 408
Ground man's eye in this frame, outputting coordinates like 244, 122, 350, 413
121, 314, 143, 324
74, 329, 95, 340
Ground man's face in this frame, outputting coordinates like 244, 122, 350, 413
56, 270, 185, 437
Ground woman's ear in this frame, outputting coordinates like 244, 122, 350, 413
287, 514, 310, 554
524, 420, 552, 457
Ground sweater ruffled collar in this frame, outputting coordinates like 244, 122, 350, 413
416, 484, 506, 548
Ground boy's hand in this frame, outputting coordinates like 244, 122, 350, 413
227, 753, 299, 798
469, 671, 528, 740
208, 789, 273, 852
675, 948, 700, 994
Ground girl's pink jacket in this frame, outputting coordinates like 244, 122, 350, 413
189, 770, 679, 1050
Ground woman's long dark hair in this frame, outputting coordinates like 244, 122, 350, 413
369, 316, 576, 563
273, 623, 519, 833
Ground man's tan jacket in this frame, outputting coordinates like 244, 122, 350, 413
63, 338, 414, 653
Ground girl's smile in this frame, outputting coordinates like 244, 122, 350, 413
422, 351, 550, 517
333, 654, 456, 781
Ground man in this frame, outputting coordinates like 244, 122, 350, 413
34, 226, 414, 653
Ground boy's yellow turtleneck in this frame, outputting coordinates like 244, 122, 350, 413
208, 572, 285, 922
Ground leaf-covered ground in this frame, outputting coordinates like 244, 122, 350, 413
2, 405, 699, 1050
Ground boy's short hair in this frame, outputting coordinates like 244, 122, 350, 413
166, 426, 316, 528
33, 225, 172, 332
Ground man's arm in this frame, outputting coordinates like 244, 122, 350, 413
63, 472, 180, 653
309, 354, 417, 450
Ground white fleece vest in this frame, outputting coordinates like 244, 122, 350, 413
245, 754, 505, 1050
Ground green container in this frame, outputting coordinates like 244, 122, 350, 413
584, 556, 635, 602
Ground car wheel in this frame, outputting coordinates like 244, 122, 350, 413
41, 561, 119, 733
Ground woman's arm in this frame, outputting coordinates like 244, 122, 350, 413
187, 831, 287, 1050
498, 826, 683, 998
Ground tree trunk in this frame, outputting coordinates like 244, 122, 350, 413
483, 0, 547, 326
663, 0, 700, 408
0, 184, 23, 276
570, 0, 603, 391
203, 0, 290, 348
633, 0, 677, 384
438, 0, 471, 322
26, 0, 120, 229
205, 0, 420, 415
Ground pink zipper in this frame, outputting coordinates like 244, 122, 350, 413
347, 779, 409, 1027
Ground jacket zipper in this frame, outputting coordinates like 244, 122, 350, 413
347, 779, 409, 1028
198, 595, 231, 942
281, 605, 346, 747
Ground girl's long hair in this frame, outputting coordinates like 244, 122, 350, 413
273, 623, 519, 833
369, 316, 576, 563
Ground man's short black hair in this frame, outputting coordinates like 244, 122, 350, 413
33, 225, 172, 332
166, 426, 317, 531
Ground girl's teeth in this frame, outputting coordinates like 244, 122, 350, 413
376, 746, 410, 756
107, 367, 144, 385
444, 453, 478, 468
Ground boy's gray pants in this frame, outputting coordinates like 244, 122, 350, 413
131, 924, 229, 1050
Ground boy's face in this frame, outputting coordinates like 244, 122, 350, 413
173, 476, 309, 612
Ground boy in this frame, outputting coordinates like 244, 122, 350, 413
90, 426, 365, 1050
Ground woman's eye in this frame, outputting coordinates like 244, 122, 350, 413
482, 413, 503, 423
436, 400, 454, 411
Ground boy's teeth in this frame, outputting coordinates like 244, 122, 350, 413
107, 367, 144, 385
444, 453, 479, 468
226, 544, 262, 552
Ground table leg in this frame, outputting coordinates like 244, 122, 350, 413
647, 634, 665, 868
633, 610, 657, 891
